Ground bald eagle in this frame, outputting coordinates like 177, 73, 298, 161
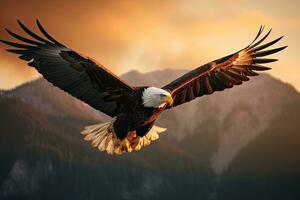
1, 20, 287, 154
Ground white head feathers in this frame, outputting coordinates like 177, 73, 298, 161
142, 87, 172, 108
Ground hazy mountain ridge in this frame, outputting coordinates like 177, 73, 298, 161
218, 97, 300, 200
3, 78, 102, 122
1, 69, 299, 173
0, 69, 299, 200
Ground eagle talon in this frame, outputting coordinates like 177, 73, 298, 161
131, 136, 141, 150
120, 138, 132, 153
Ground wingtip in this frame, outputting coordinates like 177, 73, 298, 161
17, 19, 26, 29
259, 25, 264, 31
17, 19, 29, 29
0, 39, 12, 47
35, 19, 65, 47
275, 36, 284, 43
266, 28, 272, 35
263, 67, 272, 71
5, 48, 16, 53
36, 18, 41, 25
17, 19, 22, 25
261, 25, 266, 34
36, 19, 43, 29
4, 28, 10, 34
269, 58, 279, 62
4, 28, 15, 36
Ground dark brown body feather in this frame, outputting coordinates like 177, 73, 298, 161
113, 87, 164, 139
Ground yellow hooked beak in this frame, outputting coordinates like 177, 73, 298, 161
164, 95, 174, 106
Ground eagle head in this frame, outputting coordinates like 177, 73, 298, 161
142, 87, 173, 108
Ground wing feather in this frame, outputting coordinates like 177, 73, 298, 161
1, 20, 133, 117
163, 27, 287, 108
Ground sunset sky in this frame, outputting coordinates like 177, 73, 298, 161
0, 0, 299, 90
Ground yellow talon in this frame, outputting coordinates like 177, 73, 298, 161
131, 136, 141, 150
120, 138, 132, 153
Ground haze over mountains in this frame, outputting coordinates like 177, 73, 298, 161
0, 69, 299, 200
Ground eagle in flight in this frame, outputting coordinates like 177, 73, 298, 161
1, 20, 287, 154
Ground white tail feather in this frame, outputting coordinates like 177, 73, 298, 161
81, 121, 167, 155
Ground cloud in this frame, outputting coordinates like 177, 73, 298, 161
0, 0, 298, 90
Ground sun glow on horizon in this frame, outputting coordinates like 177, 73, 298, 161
0, 0, 299, 91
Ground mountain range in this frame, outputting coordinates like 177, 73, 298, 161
0, 69, 299, 200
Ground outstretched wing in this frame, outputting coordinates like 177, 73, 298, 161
0, 19, 134, 117
162, 26, 287, 108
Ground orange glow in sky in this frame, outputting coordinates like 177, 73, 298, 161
0, 0, 299, 90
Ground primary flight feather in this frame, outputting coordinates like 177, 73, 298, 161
0, 20, 287, 154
